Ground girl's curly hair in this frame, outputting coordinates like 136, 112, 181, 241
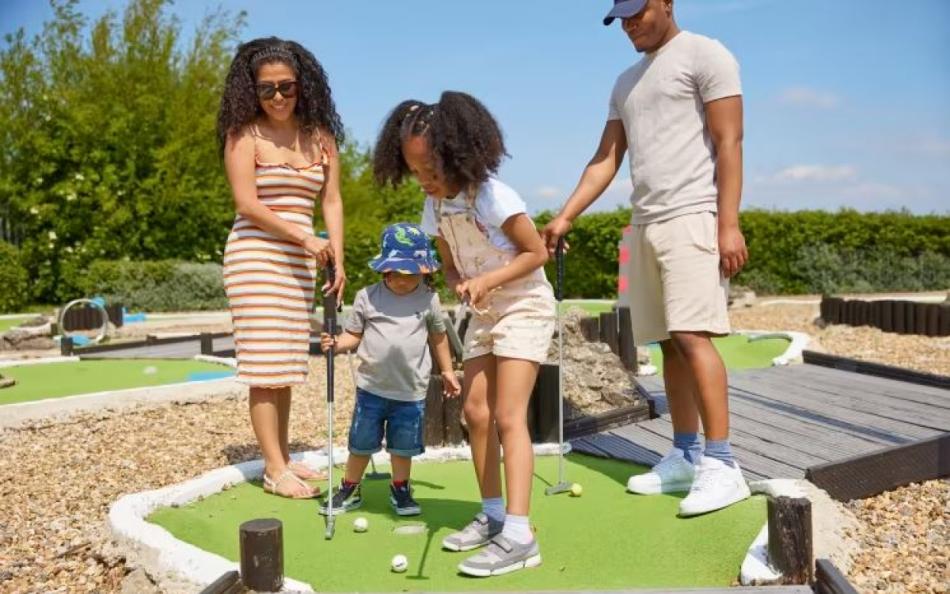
217, 37, 344, 153
373, 91, 508, 193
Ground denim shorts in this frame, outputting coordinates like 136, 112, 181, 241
348, 388, 425, 457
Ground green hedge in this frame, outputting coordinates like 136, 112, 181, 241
80, 260, 227, 312
534, 208, 949, 297
0, 241, 29, 313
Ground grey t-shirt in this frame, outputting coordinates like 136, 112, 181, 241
608, 31, 742, 224
344, 281, 446, 401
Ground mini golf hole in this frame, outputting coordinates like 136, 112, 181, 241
392, 522, 427, 535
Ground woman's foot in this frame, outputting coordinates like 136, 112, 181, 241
287, 460, 327, 481
263, 468, 320, 499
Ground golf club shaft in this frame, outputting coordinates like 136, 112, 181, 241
323, 264, 337, 527
556, 237, 565, 484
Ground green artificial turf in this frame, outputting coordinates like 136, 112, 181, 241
650, 334, 790, 370
148, 454, 764, 591
559, 301, 617, 316
0, 359, 234, 405
0, 316, 33, 333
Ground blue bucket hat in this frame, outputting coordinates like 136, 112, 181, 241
369, 223, 440, 274
603, 0, 648, 25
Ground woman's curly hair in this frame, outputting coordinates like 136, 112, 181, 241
373, 91, 508, 193
216, 37, 344, 153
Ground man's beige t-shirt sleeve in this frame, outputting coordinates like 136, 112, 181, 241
693, 39, 742, 103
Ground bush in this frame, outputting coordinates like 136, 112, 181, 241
0, 241, 29, 313
79, 259, 226, 312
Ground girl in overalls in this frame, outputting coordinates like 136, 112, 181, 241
374, 91, 555, 577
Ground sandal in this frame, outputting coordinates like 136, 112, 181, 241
263, 469, 321, 499
288, 461, 327, 481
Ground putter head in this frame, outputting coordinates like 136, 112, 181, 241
545, 482, 573, 496
325, 517, 336, 540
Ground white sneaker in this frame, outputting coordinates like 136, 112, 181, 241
678, 456, 751, 516
626, 448, 695, 495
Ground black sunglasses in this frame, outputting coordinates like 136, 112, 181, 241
256, 80, 298, 100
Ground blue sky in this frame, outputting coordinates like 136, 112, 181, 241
3, 0, 949, 215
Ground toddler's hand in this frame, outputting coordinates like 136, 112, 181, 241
319, 332, 336, 353
441, 371, 461, 398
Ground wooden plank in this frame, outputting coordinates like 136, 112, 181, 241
532, 364, 560, 443
761, 365, 950, 409
815, 558, 861, 594
198, 571, 242, 594
739, 369, 950, 429
727, 379, 941, 441
570, 433, 661, 467
805, 433, 950, 502
564, 402, 651, 439
803, 350, 950, 390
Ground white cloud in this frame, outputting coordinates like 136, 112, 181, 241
778, 86, 841, 109
534, 185, 561, 199
772, 164, 857, 183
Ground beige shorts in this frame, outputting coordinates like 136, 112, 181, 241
463, 276, 555, 364
625, 211, 730, 345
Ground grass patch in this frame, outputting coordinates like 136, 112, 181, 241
0, 359, 234, 405
649, 334, 790, 370
148, 454, 764, 591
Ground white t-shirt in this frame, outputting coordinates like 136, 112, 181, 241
420, 177, 526, 252
608, 30, 742, 224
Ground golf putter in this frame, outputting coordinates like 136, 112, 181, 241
322, 264, 338, 539
546, 238, 572, 496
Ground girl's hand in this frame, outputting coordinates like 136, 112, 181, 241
319, 332, 336, 353
304, 235, 333, 267
541, 216, 572, 256
456, 276, 492, 310
441, 371, 461, 398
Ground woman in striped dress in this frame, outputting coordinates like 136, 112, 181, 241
217, 37, 345, 499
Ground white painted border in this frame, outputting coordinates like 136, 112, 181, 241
0, 356, 80, 369
109, 444, 564, 593
738, 330, 811, 366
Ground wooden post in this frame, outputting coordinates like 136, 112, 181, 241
914, 302, 928, 335
880, 300, 893, 333
60, 336, 73, 356
617, 306, 637, 373
925, 303, 940, 337
892, 301, 906, 334
904, 301, 915, 335
600, 311, 619, 354
767, 496, 813, 585
239, 519, 283, 592
939, 303, 950, 337
579, 316, 600, 342
200, 333, 214, 356
424, 375, 444, 446
443, 379, 465, 444
532, 363, 560, 443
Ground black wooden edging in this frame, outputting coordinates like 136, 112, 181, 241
71, 331, 232, 356
820, 296, 949, 337
802, 350, 950, 390
563, 401, 651, 439
198, 570, 242, 594
814, 559, 860, 594
805, 433, 950, 502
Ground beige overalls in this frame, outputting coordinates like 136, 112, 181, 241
435, 196, 555, 363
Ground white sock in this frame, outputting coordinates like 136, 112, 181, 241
501, 514, 533, 544
482, 497, 505, 523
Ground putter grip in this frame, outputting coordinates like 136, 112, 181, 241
323, 265, 337, 335
555, 237, 565, 302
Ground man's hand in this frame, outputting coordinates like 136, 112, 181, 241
718, 222, 748, 278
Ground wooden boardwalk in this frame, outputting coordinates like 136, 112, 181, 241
573, 364, 950, 480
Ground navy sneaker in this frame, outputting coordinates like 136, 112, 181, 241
319, 480, 362, 516
390, 482, 421, 516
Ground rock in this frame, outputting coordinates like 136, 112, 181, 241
728, 285, 757, 309
119, 568, 161, 594
20, 315, 51, 328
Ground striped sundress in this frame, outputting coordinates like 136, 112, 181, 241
222, 142, 326, 387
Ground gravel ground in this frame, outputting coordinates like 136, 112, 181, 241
729, 302, 950, 376
844, 479, 948, 594
0, 298, 946, 592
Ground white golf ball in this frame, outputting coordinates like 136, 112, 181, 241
353, 517, 368, 532
143, 366, 158, 375
391, 554, 408, 573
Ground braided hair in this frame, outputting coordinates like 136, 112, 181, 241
373, 91, 508, 194
217, 36, 344, 152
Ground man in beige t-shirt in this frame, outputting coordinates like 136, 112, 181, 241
543, 0, 750, 516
